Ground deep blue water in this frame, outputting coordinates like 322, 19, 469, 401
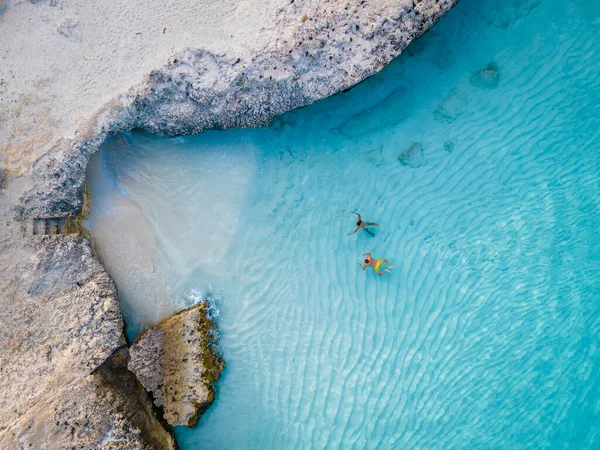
87, 0, 600, 448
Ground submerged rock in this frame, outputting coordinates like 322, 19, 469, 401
407, 30, 456, 70
476, 0, 541, 29
435, 88, 467, 123
444, 140, 455, 153
129, 302, 224, 428
338, 88, 413, 138
470, 62, 500, 89
360, 145, 388, 167
399, 143, 426, 168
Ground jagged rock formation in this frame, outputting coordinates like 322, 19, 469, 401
129, 303, 224, 428
0, 0, 457, 447
93, 347, 177, 450
0, 235, 174, 449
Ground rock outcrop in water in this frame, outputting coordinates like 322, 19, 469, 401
129, 302, 224, 428
0, 0, 457, 446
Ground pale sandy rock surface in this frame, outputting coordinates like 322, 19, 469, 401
129, 303, 224, 428
0, 347, 176, 450
0, 0, 282, 175
6, 0, 457, 218
0, 230, 175, 448
0, 0, 456, 447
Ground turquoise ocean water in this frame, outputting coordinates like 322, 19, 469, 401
87, 0, 600, 447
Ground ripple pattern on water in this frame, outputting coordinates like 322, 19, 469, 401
87, 0, 600, 448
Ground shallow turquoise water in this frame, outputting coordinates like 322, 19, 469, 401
87, 0, 600, 448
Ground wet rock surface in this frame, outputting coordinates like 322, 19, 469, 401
435, 87, 467, 122
129, 303, 224, 428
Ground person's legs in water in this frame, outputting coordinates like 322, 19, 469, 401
374, 259, 391, 276
363, 221, 380, 236
383, 259, 394, 269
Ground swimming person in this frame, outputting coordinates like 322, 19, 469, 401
348, 211, 380, 236
360, 253, 393, 276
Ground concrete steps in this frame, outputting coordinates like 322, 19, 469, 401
23, 217, 81, 236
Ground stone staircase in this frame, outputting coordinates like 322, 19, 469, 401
22, 217, 83, 236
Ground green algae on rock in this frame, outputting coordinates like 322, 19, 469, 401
63, 183, 91, 234
128, 302, 225, 428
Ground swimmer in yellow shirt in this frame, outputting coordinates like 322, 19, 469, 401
360, 253, 393, 276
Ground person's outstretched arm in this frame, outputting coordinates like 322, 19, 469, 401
351, 211, 361, 221
347, 226, 360, 235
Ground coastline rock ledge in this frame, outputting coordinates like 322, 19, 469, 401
129, 302, 225, 428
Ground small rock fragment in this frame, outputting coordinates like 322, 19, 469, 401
398, 143, 426, 168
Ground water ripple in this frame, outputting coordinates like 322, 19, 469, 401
87, 0, 600, 448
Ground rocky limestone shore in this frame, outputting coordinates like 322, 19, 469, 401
16, 0, 457, 219
0, 0, 456, 447
0, 235, 175, 449
129, 303, 224, 428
